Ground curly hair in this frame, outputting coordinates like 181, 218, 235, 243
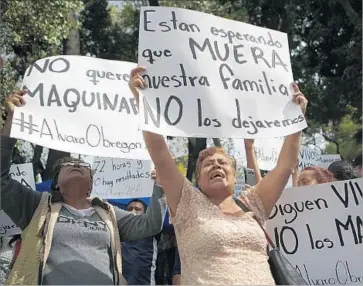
195, 147, 235, 183
302, 166, 335, 184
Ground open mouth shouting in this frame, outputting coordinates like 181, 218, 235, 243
209, 171, 225, 180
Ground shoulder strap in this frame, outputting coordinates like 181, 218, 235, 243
234, 198, 250, 213
234, 198, 276, 249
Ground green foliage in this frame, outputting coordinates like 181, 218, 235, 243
0, 0, 82, 101
80, 0, 140, 62
322, 106, 361, 160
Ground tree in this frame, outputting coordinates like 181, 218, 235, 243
43, 8, 81, 180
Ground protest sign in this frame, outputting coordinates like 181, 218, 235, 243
9, 163, 36, 190
298, 146, 322, 170
10, 56, 149, 160
254, 137, 284, 170
91, 157, 154, 199
266, 179, 363, 285
0, 163, 35, 237
319, 154, 342, 169
0, 210, 20, 237
138, 7, 307, 139
254, 139, 323, 171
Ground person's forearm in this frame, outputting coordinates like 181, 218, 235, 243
143, 184, 167, 234
143, 130, 173, 167
245, 145, 262, 183
276, 132, 302, 172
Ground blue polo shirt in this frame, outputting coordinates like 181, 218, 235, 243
122, 234, 160, 285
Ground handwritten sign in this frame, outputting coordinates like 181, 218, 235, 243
10, 56, 149, 160
9, 163, 36, 190
266, 179, 363, 285
0, 210, 20, 237
91, 157, 154, 199
254, 139, 327, 171
254, 137, 284, 170
319, 154, 342, 169
138, 7, 307, 138
0, 163, 36, 237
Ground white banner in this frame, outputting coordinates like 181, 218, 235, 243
254, 137, 284, 170
1, 163, 36, 237
320, 154, 342, 169
254, 139, 330, 171
266, 179, 363, 285
92, 157, 154, 199
138, 7, 307, 138
11, 56, 149, 160
0, 210, 21, 237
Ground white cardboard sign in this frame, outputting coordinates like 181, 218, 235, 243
11, 56, 149, 160
266, 179, 363, 285
138, 7, 307, 138
91, 157, 154, 199
0, 163, 36, 237
319, 154, 342, 169
254, 139, 328, 171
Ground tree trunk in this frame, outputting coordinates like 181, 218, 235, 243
186, 138, 206, 182
63, 11, 81, 55
44, 11, 80, 180
32, 145, 44, 178
148, 0, 160, 6
212, 138, 222, 147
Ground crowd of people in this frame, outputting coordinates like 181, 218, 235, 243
0, 64, 361, 285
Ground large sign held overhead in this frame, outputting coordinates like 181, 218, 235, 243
11, 56, 149, 160
92, 157, 154, 199
138, 7, 307, 139
266, 179, 363, 285
1, 163, 36, 237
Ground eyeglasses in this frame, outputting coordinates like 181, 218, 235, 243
61, 162, 91, 169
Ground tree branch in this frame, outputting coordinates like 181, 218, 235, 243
322, 132, 343, 159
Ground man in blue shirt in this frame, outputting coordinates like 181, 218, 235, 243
122, 199, 161, 285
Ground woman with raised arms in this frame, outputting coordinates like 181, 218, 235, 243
129, 66, 308, 285
0, 90, 167, 285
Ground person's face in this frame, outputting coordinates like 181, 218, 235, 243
127, 201, 145, 215
57, 161, 92, 196
297, 170, 318, 187
198, 153, 235, 197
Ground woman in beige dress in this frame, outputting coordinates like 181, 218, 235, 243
129, 66, 308, 285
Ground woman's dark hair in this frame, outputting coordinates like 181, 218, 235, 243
352, 154, 362, 167
328, 161, 358, 181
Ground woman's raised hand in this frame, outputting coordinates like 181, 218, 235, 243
291, 83, 308, 115
129, 66, 147, 104
3, 90, 27, 116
